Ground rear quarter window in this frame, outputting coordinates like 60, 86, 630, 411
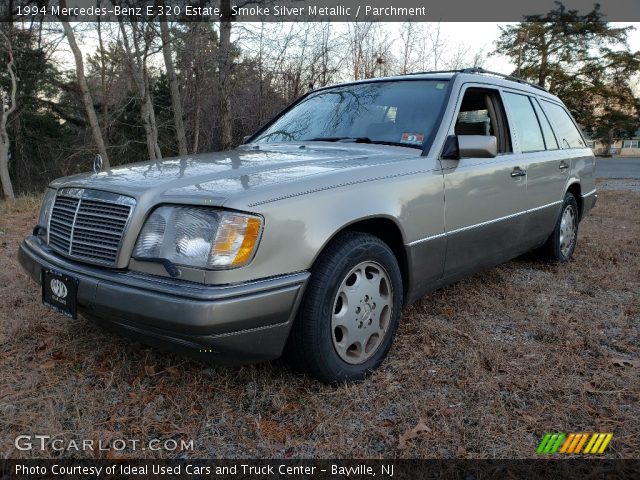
541, 100, 585, 149
503, 92, 545, 153
532, 99, 559, 150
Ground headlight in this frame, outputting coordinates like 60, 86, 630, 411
133, 206, 263, 270
37, 188, 57, 242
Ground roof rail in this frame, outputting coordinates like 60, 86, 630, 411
404, 68, 548, 92
460, 67, 548, 92
404, 69, 464, 76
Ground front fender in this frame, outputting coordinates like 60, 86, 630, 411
204, 163, 446, 286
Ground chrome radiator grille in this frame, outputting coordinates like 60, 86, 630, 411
47, 189, 135, 266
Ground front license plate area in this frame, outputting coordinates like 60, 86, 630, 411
42, 270, 78, 319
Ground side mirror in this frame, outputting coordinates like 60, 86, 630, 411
242, 135, 252, 144
442, 135, 497, 159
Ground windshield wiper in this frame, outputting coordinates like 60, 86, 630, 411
308, 137, 422, 149
310, 137, 373, 143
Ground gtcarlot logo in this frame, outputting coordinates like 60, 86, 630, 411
14, 435, 194, 452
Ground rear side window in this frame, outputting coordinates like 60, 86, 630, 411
503, 92, 545, 152
532, 99, 559, 150
541, 100, 585, 149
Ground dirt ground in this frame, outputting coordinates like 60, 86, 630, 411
0, 184, 638, 459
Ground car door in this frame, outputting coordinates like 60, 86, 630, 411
440, 85, 529, 279
539, 98, 596, 216
501, 91, 569, 248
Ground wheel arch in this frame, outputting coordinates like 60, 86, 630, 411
566, 182, 583, 220
311, 215, 410, 303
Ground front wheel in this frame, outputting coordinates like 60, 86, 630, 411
284, 232, 403, 384
541, 192, 579, 262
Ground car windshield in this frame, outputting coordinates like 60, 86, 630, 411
252, 80, 449, 149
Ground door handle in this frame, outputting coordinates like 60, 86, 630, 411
559, 161, 569, 170
510, 167, 527, 178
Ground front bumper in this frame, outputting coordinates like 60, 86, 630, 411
19, 236, 309, 364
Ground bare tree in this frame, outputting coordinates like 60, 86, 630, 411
118, 19, 162, 160
348, 22, 372, 80
429, 23, 445, 70
95, 4, 110, 133
60, 19, 111, 169
470, 49, 487, 69
159, 20, 187, 156
185, 23, 206, 153
315, 23, 334, 86
254, 22, 266, 121
347, 23, 394, 80
0, 30, 17, 201
282, 24, 311, 100
399, 21, 416, 74
218, 0, 233, 150
444, 43, 471, 70
304, 23, 341, 89
444, 43, 487, 70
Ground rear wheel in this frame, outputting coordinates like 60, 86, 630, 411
541, 192, 579, 262
284, 232, 403, 383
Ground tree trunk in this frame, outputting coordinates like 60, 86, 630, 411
218, 0, 233, 150
60, 20, 110, 169
142, 65, 162, 160
160, 20, 188, 156
606, 130, 615, 156
96, 10, 109, 132
192, 84, 201, 153
0, 143, 14, 201
191, 25, 201, 154
140, 89, 161, 160
538, 35, 549, 87
119, 20, 162, 161
0, 30, 18, 201
257, 23, 264, 122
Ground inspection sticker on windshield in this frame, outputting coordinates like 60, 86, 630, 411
400, 133, 424, 145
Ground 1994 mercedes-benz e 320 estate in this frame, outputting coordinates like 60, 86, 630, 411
20, 68, 596, 383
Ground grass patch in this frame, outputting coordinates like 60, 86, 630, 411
0, 194, 41, 218
0, 189, 638, 459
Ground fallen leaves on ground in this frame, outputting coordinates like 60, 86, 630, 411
398, 419, 431, 450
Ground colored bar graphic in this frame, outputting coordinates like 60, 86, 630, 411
537, 432, 612, 455
544, 434, 559, 453
537, 433, 552, 454
583, 433, 599, 454
597, 434, 613, 454
591, 433, 606, 453
550, 433, 566, 453
573, 433, 589, 453
559, 433, 575, 453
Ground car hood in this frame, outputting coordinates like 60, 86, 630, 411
49, 143, 416, 206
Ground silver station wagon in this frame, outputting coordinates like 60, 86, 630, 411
19, 69, 596, 383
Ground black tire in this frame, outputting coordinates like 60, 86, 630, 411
283, 231, 403, 384
541, 192, 579, 262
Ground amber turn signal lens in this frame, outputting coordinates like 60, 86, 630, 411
231, 217, 262, 266
209, 214, 263, 268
